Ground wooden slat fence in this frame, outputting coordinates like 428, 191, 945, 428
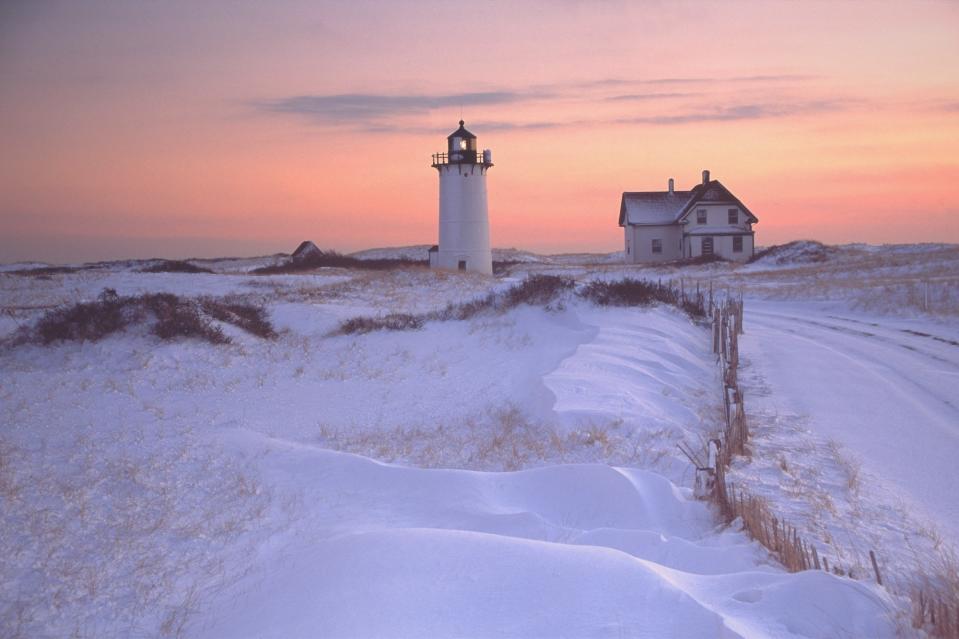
691, 291, 957, 637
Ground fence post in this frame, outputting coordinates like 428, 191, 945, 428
869, 550, 883, 586
721, 312, 728, 360
713, 308, 721, 353
738, 291, 745, 334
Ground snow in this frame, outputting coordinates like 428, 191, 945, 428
744, 300, 959, 537
350, 244, 432, 261
197, 440, 893, 639
0, 253, 930, 637
346, 244, 625, 265
726, 298, 959, 598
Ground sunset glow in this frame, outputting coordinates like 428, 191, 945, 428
2, 0, 958, 262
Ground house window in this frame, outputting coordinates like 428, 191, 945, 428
728, 209, 738, 224
701, 237, 714, 256
733, 236, 743, 253
651, 239, 662, 254
697, 209, 707, 224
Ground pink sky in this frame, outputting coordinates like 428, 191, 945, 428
1, 0, 958, 263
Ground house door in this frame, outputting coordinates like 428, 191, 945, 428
701, 237, 713, 256
457, 260, 467, 271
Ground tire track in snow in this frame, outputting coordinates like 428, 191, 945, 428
743, 302, 959, 540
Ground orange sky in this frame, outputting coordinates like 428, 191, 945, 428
1, 0, 958, 262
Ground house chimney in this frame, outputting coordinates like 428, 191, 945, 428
668, 178, 674, 194
702, 169, 710, 185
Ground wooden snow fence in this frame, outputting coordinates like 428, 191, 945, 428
695, 295, 875, 575
705, 296, 823, 572
696, 294, 959, 637
676, 292, 959, 636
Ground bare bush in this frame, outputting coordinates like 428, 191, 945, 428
251, 249, 424, 274
140, 260, 214, 274
145, 293, 229, 344
200, 299, 277, 339
339, 313, 424, 335
34, 288, 131, 343
578, 277, 706, 319
335, 274, 575, 335
18, 289, 276, 345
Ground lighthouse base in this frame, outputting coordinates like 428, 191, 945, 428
434, 249, 492, 275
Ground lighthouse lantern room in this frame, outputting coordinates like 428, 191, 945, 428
430, 120, 493, 275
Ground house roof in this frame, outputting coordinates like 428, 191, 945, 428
619, 190, 695, 226
619, 179, 758, 227
292, 240, 321, 258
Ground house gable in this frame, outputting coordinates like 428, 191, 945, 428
676, 180, 758, 224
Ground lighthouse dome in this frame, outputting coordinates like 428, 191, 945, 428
447, 120, 476, 140
447, 120, 478, 159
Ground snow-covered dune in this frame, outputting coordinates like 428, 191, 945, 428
200, 439, 894, 639
0, 266, 904, 637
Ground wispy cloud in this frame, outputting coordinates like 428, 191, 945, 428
255, 74, 828, 132
605, 92, 701, 102
615, 100, 843, 125
258, 91, 543, 123
621, 74, 816, 86
537, 74, 816, 91
469, 100, 844, 131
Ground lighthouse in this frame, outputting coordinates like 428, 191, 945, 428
429, 120, 493, 275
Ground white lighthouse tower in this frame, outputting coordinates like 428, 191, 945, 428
429, 120, 493, 275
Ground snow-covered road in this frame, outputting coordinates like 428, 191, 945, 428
742, 300, 959, 541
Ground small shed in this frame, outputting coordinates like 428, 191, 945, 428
291, 241, 323, 264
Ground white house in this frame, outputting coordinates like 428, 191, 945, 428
619, 170, 758, 263
428, 120, 494, 275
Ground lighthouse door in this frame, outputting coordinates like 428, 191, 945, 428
458, 260, 467, 271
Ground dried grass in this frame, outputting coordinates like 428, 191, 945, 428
0, 429, 275, 638
316, 405, 673, 472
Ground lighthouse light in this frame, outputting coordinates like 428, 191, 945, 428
459, 139, 467, 150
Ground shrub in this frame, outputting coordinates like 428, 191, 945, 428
35, 288, 131, 344
678, 298, 708, 320
578, 278, 678, 307
201, 299, 277, 339
339, 313, 423, 335
140, 260, 213, 274
9, 265, 83, 277
335, 275, 575, 335
252, 249, 425, 274
144, 294, 228, 344
578, 278, 706, 319
501, 274, 575, 309
24, 290, 276, 345
492, 260, 525, 275
438, 292, 498, 321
